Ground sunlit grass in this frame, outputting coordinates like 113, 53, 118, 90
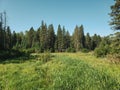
0, 52, 120, 90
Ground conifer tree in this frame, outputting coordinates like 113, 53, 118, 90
65, 31, 71, 49
73, 25, 80, 51
47, 24, 55, 52
85, 33, 91, 50
27, 27, 35, 48
79, 25, 85, 49
12, 31, 17, 47
110, 0, 120, 30
6, 26, 12, 49
40, 21, 47, 52
0, 15, 3, 50
56, 24, 62, 52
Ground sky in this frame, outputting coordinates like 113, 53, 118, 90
0, 0, 115, 36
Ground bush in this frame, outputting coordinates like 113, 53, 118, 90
25, 48, 35, 53
66, 47, 76, 52
81, 48, 89, 53
107, 54, 120, 64
0, 50, 30, 61
37, 51, 52, 63
94, 45, 110, 58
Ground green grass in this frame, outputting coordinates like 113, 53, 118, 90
0, 52, 120, 90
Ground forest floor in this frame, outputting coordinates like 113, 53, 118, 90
0, 52, 120, 90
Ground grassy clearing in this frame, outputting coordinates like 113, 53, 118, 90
0, 52, 120, 90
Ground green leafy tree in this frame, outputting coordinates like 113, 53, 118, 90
94, 37, 111, 57
110, 32, 120, 55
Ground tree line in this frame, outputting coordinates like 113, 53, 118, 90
0, 0, 120, 62
0, 13, 101, 53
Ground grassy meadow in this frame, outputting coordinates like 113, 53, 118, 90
0, 52, 120, 90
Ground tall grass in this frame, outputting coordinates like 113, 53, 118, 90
0, 53, 120, 90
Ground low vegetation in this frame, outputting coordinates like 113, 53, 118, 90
0, 52, 120, 90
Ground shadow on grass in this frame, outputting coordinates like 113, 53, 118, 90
0, 52, 55, 64
0, 50, 33, 64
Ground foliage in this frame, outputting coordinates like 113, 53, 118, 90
0, 50, 30, 61
109, 0, 120, 30
66, 47, 76, 52
36, 51, 52, 63
81, 48, 89, 53
94, 37, 111, 57
0, 12, 101, 54
94, 33, 120, 63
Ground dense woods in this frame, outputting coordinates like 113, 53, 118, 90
0, 13, 102, 54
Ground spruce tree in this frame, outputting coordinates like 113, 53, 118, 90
40, 21, 47, 52
47, 24, 55, 52
73, 25, 80, 51
79, 25, 85, 49
27, 27, 35, 48
110, 0, 120, 30
12, 31, 17, 47
61, 26, 66, 51
65, 31, 71, 49
6, 26, 12, 49
85, 33, 91, 50
56, 24, 62, 52
0, 16, 3, 50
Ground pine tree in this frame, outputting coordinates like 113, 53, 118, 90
79, 25, 85, 49
91, 34, 101, 50
92, 34, 98, 50
20, 33, 27, 49
40, 21, 47, 52
56, 24, 62, 52
110, 0, 120, 30
61, 26, 66, 51
65, 31, 71, 49
0, 12, 6, 50
6, 26, 12, 49
12, 31, 17, 47
73, 25, 80, 51
27, 27, 35, 48
47, 24, 55, 52
85, 33, 92, 50
0, 14, 3, 50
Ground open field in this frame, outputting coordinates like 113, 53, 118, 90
0, 52, 120, 90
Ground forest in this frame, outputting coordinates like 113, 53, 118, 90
0, 0, 120, 90
0, 12, 120, 62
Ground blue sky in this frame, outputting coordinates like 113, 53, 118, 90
0, 0, 115, 36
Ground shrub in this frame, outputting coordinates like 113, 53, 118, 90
37, 51, 52, 63
66, 47, 76, 52
81, 48, 89, 53
94, 45, 110, 57
0, 50, 30, 61
107, 54, 120, 64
